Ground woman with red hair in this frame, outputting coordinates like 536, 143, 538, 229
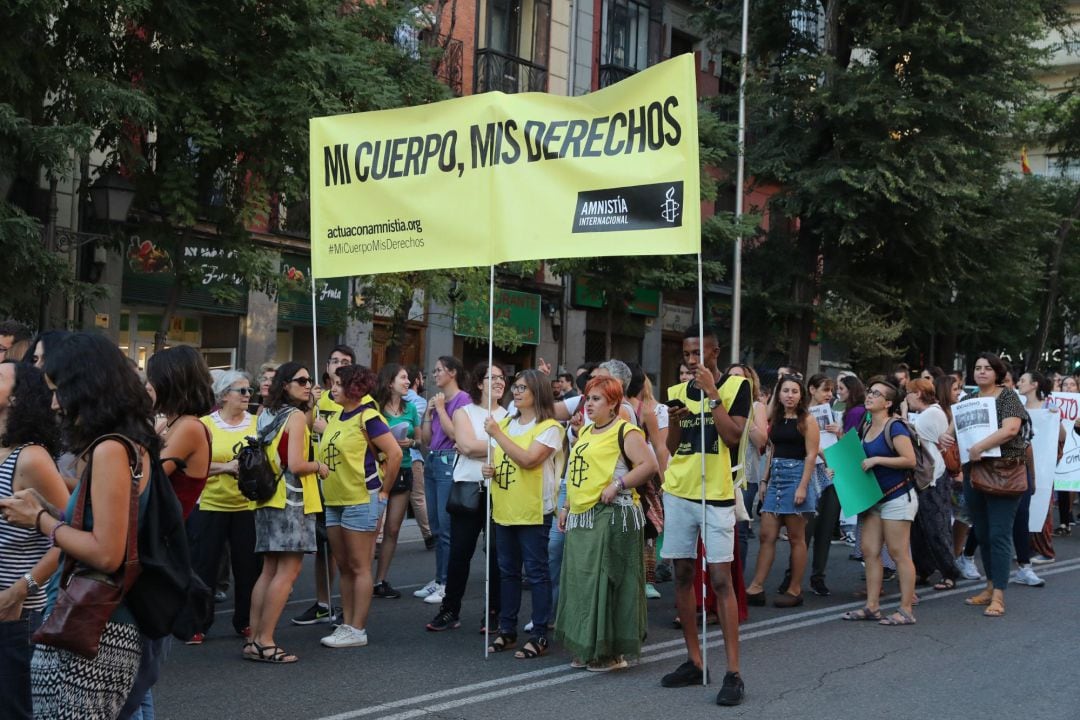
554, 376, 658, 672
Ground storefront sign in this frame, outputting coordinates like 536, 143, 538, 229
455, 288, 541, 345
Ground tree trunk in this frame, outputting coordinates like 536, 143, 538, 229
384, 284, 414, 364
154, 230, 189, 353
1028, 188, 1080, 370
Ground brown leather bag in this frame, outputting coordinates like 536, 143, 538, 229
32, 435, 142, 658
969, 456, 1028, 498
942, 442, 962, 476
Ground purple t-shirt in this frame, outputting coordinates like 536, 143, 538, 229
843, 406, 867, 433
430, 390, 470, 451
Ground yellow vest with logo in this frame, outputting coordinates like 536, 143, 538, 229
199, 412, 257, 511
566, 419, 643, 514
318, 404, 384, 506
257, 409, 323, 514
663, 376, 747, 502
490, 417, 562, 526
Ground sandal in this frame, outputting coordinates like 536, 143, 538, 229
245, 641, 298, 664
933, 579, 956, 591
841, 606, 882, 621
514, 636, 549, 660
879, 609, 917, 626
487, 632, 517, 653
983, 598, 1005, 617
964, 589, 993, 606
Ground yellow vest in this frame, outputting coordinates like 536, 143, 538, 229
199, 412, 257, 512
567, 419, 643, 514
257, 409, 322, 514
663, 376, 748, 502
318, 404, 385, 506
490, 417, 562, 526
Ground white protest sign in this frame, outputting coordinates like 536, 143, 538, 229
1052, 392, 1080, 491
1028, 408, 1060, 532
953, 397, 1001, 465
809, 403, 839, 451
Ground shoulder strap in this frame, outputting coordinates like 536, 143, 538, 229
882, 418, 897, 454
258, 408, 295, 443
617, 422, 633, 469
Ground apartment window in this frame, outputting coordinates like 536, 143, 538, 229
603, 0, 650, 71
489, 0, 522, 55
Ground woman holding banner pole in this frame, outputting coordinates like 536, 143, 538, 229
961, 353, 1030, 618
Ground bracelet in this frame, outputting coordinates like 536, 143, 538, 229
34, 508, 49, 534
613, 478, 625, 491
49, 520, 67, 546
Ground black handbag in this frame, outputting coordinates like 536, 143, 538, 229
446, 481, 484, 516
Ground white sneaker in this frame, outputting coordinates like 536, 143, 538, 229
1030, 554, 1055, 565
957, 555, 982, 580
645, 583, 662, 599
1009, 565, 1045, 587
524, 620, 534, 632
423, 584, 445, 604
321, 624, 368, 648
413, 579, 439, 598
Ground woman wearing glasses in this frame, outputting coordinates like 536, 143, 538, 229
246, 362, 328, 663
188, 371, 260, 642
427, 362, 507, 632
483, 370, 562, 659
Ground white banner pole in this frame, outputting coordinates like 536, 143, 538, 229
310, 272, 332, 613
696, 252, 708, 684
484, 264, 495, 658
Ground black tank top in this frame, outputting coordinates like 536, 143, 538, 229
770, 417, 806, 459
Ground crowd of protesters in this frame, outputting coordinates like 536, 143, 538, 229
0, 316, 1076, 717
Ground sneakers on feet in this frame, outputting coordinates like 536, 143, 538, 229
957, 555, 982, 580
810, 577, 830, 597
645, 583, 662, 599
423, 584, 446, 604
321, 625, 368, 648
426, 610, 461, 632
292, 602, 331, 625
413, 579, 439, 598
881, 568, 897, 582
1030, 554, 1055, 566
424, 536, 437, 550
185, 632, 205, 645
330, 606, 344, 627
1010, 565, 1045, 587
661, 659, 708, 688
716, 672, 745, 706
373, 581, 402, 599
842, 531, 857, 547
213, 590, 228, 603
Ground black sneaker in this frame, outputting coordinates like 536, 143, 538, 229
426, 610, 461, 632
424, 536, 437, 550
882, 568, 897, 582
716, 671, 745, 706
810, 577, 831, 597
661, 659, 708, 688
330, 606, 344, 627
291, 602, 331, 625
373, 581, 402, 599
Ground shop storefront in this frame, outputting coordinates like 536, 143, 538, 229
454, 287, 542, 375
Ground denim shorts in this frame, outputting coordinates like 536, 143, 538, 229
762, 458, 817, 515
660, 493, 735, 564
325, 497, 385, 532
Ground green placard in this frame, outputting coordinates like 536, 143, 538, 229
822, 432, 884, 516
573, 277, 658, 316
455, 288, 541, 345
277, 253, 349, 326
121, 237, 248, 315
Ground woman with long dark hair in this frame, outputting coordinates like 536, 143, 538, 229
483, 369, 562, 658
746, 375, 819, 608
317, 365, 401, 648
0, 333, 160, 718
22, 330, 70, 370
246, 362, 328, 663
372, 363, 419, 599
0, 363, 68, 719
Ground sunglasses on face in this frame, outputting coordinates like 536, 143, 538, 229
290, 377, 313, 387
229, 387, 253, 396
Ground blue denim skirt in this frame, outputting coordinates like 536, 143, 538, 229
762, 458, 817, 515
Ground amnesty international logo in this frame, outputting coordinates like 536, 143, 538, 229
494, 455, 517, 490
568, 444, 590, 488
660, 186, 680, 223
324, 431, 342, 471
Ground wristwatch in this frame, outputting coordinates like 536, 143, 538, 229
708, 398, 720, 410
22, 573, 41, 596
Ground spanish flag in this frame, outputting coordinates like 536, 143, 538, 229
1021, 147, 1032, 175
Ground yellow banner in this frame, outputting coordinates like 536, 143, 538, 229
308, 54, 701, 278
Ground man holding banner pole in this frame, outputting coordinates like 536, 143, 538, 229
662, 324, 749, 706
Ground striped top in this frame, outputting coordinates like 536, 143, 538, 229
0, 445, 50, 610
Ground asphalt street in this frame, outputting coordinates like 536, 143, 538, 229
155, 521, 1080, 720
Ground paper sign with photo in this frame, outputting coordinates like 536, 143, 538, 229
953, 396, 1001, 465
809, 403, 839, 450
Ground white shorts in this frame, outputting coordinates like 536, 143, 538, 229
660, 493, 736, 564
866, 490, 919, 522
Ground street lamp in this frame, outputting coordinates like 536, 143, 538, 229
89, 170, 136, 223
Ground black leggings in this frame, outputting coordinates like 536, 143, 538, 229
442, 510, 500, 618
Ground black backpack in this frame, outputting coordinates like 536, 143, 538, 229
235, 409, 295, 503
105, 436, 213, 640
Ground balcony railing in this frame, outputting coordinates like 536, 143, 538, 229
598, 63, 638, 88
270, 195, 310, 239
475, 48, 547, 94
421, 33, 464, 97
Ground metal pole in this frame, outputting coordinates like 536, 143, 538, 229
311, 272, 331, 611
484, 264, 495, 658
696, 252, 708, 684
730, 0, 750, 365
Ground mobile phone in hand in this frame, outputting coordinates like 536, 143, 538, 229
664, 399, 686, 411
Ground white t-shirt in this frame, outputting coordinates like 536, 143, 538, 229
500, 416, 563, 514
655, 403, 670, 431
911, 404, 947, 481
453, 404, 507, 483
